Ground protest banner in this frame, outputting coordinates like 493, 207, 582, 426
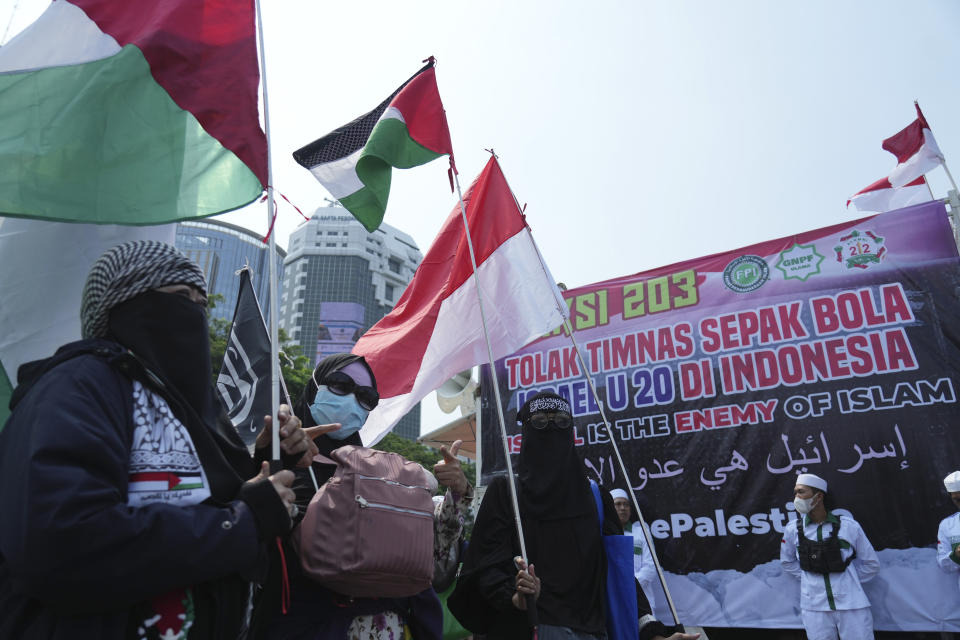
480, 200, 960, 631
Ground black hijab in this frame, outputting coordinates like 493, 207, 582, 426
516, 393, 595, 520
450, 393, 607, 636
107, 290, 252, 501
292, 353, 375, 489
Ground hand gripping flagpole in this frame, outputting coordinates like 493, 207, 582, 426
498, 174, 682, 627
451, 158, 538, 629
254, 0, 282, 465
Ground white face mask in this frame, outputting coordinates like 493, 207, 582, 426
794, 497, 814, 514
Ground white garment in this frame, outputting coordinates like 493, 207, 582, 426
780, 513, 879, 613
627, 521, 657, 603
937, 512, 960, 592
800, 607, 874, 640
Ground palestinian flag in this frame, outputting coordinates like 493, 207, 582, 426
293, 60, 454, 232
0, 0, 267, 225
129, 472, 205, 493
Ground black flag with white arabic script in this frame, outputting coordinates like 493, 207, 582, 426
217, 269, 272, 447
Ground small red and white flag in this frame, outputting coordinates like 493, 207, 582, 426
848, 102, 943, 213
847, 175, 930, 213
884, 102, 944, 188
353, 157, 567, 445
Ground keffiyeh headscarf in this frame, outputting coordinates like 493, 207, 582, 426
81, 241, 207, 339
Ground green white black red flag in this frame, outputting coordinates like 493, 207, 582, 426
293, 59, 455, 232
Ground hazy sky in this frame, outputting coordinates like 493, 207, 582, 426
4, 0, 959, 437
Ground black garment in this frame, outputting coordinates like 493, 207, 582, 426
516, 416, 606, 632
108, 290, 220, 428
448, 408, 672, 640
0, 339, 290, 640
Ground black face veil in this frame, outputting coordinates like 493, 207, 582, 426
449, 392, 608, 634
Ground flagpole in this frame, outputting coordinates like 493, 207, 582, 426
933, 162, 960, 254
451, 165, 537, 626
497, 172, 683, 626
254, 0, 281, 464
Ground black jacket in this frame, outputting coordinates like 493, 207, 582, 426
0, 340, 287, 639
449, 476, 674, 640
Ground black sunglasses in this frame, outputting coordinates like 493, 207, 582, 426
528, 411, 573, 430
322, 370, 379, 411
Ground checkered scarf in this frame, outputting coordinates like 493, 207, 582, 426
81, 241, 207, 339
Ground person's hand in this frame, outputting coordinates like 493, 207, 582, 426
434, 439, 469, 495
652, 633, 700, 640
249, 461, 297, 520
510, 557, 540, 610
256, 404, 319, 467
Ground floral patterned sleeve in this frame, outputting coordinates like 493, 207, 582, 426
433, 484, 474, 578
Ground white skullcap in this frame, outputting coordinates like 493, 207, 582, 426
609, 488, 629, 501
796, 473, 827, 493
944, 471, 960, 493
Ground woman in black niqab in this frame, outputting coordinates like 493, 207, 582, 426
448, 392, 608, 639
448, 392, 688, 640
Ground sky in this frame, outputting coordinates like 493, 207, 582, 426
3, 0, 960, 438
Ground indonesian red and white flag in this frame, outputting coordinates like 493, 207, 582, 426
353, 157, 566, 445
847, 175, 930, 213
884, 102, 944, 188
848, 102, 943, 212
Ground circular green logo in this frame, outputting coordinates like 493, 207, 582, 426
723, 255, 769, 293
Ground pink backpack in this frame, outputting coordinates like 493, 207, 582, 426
296, 445, 438, 598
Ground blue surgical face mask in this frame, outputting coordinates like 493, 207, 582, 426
309, 386, 369, 440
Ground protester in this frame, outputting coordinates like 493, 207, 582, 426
780, 473, 879, 640
0, 241, 310, 640
447, 392, 698, 640
260, 353, 474, 640
611, 488, 658, 605
937, 471, 960, 591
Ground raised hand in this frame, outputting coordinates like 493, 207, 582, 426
434, 439, 469, 495
257, 404, 329, 467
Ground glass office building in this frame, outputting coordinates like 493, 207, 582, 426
280, 202, 422, 440
175, 219, 286, 323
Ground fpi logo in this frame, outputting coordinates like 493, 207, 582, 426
834, 229, 887, 270
723, 255, 769, 293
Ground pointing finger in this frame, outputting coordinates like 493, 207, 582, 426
304, 423, 341, 439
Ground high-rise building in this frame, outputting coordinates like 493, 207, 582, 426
175, 219, 286, 323
280, 202, 423, 440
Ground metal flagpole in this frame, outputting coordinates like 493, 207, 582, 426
254, 0, 281, 464
451, 162, 537, 626
557, 315, 681, 624
497, 170, 682, 625
933, 157, 960, 256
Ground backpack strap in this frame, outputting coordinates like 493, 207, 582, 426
829, 516, 858, 570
